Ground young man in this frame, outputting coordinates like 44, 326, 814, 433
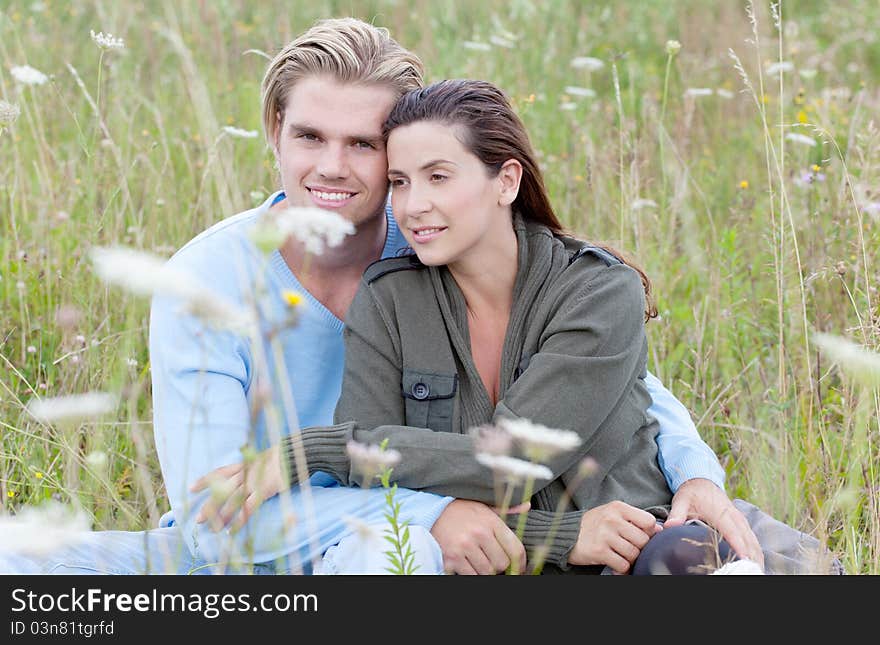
0, 18, 762, 576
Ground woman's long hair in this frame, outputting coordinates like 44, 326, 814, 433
383, 79, 657, 320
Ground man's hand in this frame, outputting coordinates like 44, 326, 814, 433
190, 445, 286, 531
665, 478, 764, 568
430, 499, 527, 575
568, 501, 661, 574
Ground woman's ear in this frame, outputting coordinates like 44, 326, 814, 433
497, 159, 523, 207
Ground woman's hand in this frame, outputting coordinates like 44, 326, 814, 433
190, 445, 285, 532
568, 501, 661, 574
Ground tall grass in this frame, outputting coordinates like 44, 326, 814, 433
1, 0, 878, 572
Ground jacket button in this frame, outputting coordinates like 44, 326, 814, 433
411, 382, 430, 400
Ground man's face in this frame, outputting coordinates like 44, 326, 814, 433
272, 75, 398, 229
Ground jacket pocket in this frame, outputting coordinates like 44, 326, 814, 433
402, 368, 458, 432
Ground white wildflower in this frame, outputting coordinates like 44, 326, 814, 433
346, 440, 401, 483
0, 501, 91, 556
765, 61, 794, 76
89, 246, 255, 332
10, 64, 49, 86
798, 69, 818, 79
715, 88, 735, 99
813, 332, 880, 388
272, 206, 356, 256
497, 417, 582, 462
85, 450, 108, 471
570, 56, 605, 71
711, 559, 765, 575
470, 424, 513, 457
90, 30, 125, 51
222, 125, 259, 139
462, 40, 491, 52
785, 132, 817, 147
665, 40, 681, 56
564, 86, 596, 98
26, 391, 118, 424
489, 35, 515, 49
559, 102, 577, 111
0, 100, 20, 128
476, 453, 553, 484
684, 88, 714, 97
126, 357, 138, 367
26, 346, 36, 354
632, 198, 658, 210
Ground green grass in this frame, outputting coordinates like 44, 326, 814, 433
1, 0, 878, 572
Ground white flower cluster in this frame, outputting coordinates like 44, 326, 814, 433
90, 29, 125, 50
570, 56, 605, 71
10, 64, 48, 86
89, 246, 256, 333
274, 206, 356, 256
0, 501, 91, 556
346, 440, 401, 483
476, 453, 553, 484
27, 391, 118, 424
497, 417, 582, 462
0, 100, 20, 128
223, 125, 259, 139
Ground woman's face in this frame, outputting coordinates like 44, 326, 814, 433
386, 121, 514, 268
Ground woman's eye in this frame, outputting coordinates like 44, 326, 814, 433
390, 178, 407, 187
430, 174, 447, 182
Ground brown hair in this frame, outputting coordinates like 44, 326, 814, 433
261, 18, 424, 146
383, 79, 657, 320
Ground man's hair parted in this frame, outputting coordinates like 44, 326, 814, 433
260, 17, 424, 146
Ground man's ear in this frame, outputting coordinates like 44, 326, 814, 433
272, 111, 283, 156
497, 159, 523, 207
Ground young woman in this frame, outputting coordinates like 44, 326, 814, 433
197, 79, 744, 575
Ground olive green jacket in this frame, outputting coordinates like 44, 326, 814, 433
283, 215, 672, 569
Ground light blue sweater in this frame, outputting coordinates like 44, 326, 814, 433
149, 191, 723, 566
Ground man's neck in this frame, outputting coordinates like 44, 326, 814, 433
278, 211, 388, 319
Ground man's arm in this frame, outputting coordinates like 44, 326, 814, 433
643, 371, 726, 492
149, 277, 451, 566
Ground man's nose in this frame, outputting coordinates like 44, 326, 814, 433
316, 143, 349, 178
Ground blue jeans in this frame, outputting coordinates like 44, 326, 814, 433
0, 523, 444, 576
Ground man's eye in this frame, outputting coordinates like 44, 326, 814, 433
355, 141, 375, 150
298, 133, 319, 141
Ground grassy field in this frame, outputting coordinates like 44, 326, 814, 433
1, 0, 878, 573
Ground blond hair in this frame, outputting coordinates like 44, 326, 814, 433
260, 17, 424, 145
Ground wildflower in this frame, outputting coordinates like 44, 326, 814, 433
85, 450, 108, 470
26, 345, 36, 354
222, 125, 259, 139
632, 198, 658, 210
715, 89, 735, 99
476, 454, 553, 485
54, 305, 82, 331
0, 100, 20, 130
563, 86, 596, 98
765, 61, 794, 76
273, 206, 356, 256
0, 501, 91, 556
665, 40, 681, 56
90, 29, 124, 50
89, 246, 255, 332
497, 417, 581, 462
7, 491, 16, 498
798, 69, 817, 79
126, 357, 138, 367
10, 64, 49, 86
797, 110, 808, 124
711, 559, 764, 575
795, 169, 825, 186
785, 132, 817, 147
282, 290, 304, 307
684, 88, 713, 97
470, 424, 513, 457
740, 180, 749, 189
489, 35, 515, 49
570, 56, 605, 71
346, 440, 401, 484
863, 202, 880, 216
26, 391, 118, 424
577, 456, 599, 479
559, 102, 577, 111
462, 41, 491, 52
34, 472, 43, 479
813, 332, 880, 388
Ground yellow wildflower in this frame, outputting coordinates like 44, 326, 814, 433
35, 472, 43, 479
7, 491, 16, 498
282, 290, 304, 307
812, 164, 821, 173
740, 180, 749, 189
797, 110, 808, 124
